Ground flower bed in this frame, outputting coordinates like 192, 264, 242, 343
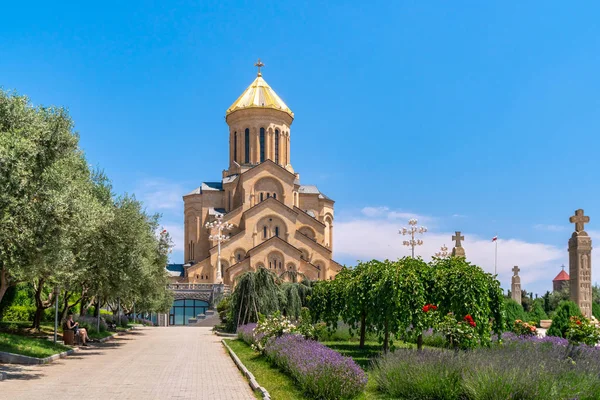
264, 334, 367, 400
374, 339, 600, 400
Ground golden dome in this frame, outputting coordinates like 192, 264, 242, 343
226, 75, 294, 119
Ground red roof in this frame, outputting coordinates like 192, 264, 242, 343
553, 270, 570, 282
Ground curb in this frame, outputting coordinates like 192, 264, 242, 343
214, 331, 237, 338
0, 347, 79, 365
97, 326, 136, 343
222, 339, 271, 400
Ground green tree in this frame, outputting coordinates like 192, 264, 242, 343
341, 261, 378, 348
526, 298, 548, 325
430, 256, 505, 341
547, 300, 582, 338
504, 299, 526, 326
393, 257, 432, 350
0, 90, 79, 304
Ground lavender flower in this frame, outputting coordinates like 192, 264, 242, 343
264, 334, 367, 399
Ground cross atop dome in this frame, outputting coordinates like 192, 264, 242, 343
254, 58, 265, 76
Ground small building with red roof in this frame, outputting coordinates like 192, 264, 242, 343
553, 266, 570, 292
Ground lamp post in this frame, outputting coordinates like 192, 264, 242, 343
205, 214, 234, 284
399, 218, 427, 258
435, 244, 449, 258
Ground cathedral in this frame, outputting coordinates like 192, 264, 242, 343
181, 62, 342, 285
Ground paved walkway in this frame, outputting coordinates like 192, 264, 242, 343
0, 327, 254, 400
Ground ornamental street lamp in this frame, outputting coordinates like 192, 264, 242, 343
205, 214, 235, 284
399, 218, 427, 258
435, 244, 449, 258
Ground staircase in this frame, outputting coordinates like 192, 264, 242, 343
188, 310, 220, 327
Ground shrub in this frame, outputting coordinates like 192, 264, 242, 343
1, 305, 36, 322
237, 323, 262, 345
75, 315, 108, 334
504, 299, 526, 326
592, 302, 600, 320
374, 349, 463, 400
547, 301, 582, 338
374, 337, 600, 400
566, 316, 600, 346
264, 334, 367, 399
437, 313, 478, 350
526, 300, 548, 325
512, 320, 537, 336
216, 296, 231, 327
254, 312, 296, 349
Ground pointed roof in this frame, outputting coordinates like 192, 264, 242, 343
553, 267, 570, 282
226, 75, 294, 119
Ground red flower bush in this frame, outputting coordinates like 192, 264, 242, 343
422, 304, 438, 313
463, 314, 476, 328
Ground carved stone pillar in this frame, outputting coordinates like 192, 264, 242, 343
568, 209, 593, 318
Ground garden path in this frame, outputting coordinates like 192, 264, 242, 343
0, 326, 254, 400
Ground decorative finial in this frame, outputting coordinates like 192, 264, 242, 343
254, 58, 265, 76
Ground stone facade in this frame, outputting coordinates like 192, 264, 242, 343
182, 70, 342, 285
568, 209, 593, 319
511, 265, 521, 305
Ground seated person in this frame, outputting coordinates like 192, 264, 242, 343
66, 313, 91, 346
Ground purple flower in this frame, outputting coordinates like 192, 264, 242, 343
264, 334, 367, 399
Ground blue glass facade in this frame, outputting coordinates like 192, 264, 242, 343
169, 299, 209, 325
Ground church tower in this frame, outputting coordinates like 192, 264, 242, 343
182, 60, 341, 285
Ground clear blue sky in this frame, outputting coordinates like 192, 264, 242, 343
2, 1, 599, 295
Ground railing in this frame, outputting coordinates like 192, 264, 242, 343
167, 283, 233, 292
167, 283, 215, 291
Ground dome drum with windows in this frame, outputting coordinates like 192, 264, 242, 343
177, 60, 341, 287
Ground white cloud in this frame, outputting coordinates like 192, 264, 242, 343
333, 211, 576, 294
360, 206, 430, 222
534, 224, 566, 232
135, 179, 184, 212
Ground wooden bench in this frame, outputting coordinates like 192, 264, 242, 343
62, 323, 82, 346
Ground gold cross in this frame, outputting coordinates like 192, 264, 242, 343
452, 231, 464, 248
254, 58, 265, 76
569, 209, 590, 232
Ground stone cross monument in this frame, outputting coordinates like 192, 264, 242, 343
568, 209, 593, 318
451, 231, 465, 258
511, 265, 522, 305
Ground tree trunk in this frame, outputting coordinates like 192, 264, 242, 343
359, 310, 367, 349
80, 290, 88, 316
31, 278, 55, 330
60, 291, 72, 322
0, 266, 11, 305
94, 297, 100, 318
383, 317, 390, 354
417, 333, 423, 351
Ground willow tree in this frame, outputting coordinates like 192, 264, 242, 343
231, 267, 280, 328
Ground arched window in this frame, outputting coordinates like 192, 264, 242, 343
275, 226, 279, 237
267, 193, 270, 198
260, 193, 264, 202
259, 128, 265, 162
273, 193, 277, 200
244, 129, 250, 163
275, 129, 280, 164
234, 132, 237, 162
263, 226, 267, 238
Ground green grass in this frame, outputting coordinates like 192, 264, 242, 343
0, 331, 71, 358
89, 330, 114, 339
226, 339, 305, 400
226, 339, 392, 400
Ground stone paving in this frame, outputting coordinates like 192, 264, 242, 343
0, 327, 255, 400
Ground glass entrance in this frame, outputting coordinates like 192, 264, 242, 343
169, 299, 209, 325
